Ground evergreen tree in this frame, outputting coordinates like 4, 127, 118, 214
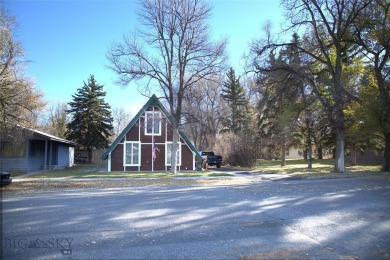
256, 34, 310, 166
221, 67, 248, 133
66, 75, 113, 163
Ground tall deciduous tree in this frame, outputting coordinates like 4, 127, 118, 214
352, 0, 390, 171
112, 107, 132, 141
182, 75, 226, 150
0, 11, 45, 135
251, 0, 371, 172
107, 0, 227, 173
45, 102, 69, 138
66, 75, 113, 163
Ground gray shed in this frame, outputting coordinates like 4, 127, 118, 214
0, 127, 78, 172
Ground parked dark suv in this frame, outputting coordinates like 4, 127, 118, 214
0, 172, 12, 186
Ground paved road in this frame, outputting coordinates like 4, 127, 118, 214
2, 176, 390, 259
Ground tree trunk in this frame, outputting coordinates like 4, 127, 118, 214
303, 150, 308, 160
281, 134, 286, 167
307, 148, 313, 169
171, 127, 179, 174
334, 125, 346, 173
87, 147, 93, 164
332, 48, 347, 173
382, 133, 390, 172
350, 149, 357, 166
306, 118, 312, 169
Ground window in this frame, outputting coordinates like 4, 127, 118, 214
0, 141, 26, 157
145, 111, 161, 135
165, 142, 181, 166
124, 142, 140, 166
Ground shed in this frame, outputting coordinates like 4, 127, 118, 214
0, 127, 78, 172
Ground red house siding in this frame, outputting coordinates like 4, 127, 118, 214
104, 97, 199, 172
111, 144, 124, 171
181, 144, 194, 170
126, 122, 139, 141
141, 144, 152, 171
125, 166, 139, 171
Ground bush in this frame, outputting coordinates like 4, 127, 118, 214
214, 131, 260, 168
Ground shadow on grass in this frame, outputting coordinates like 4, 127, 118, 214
28, 165, 234, 179
253, 159, 382, 176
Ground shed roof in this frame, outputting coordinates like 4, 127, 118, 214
101, 94, 201, 160
9, 126, 78, 146
28, 128, 78, 146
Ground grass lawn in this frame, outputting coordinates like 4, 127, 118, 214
253, 159, 383, 177
14, 159, 384, 179
27, 165, 234, 179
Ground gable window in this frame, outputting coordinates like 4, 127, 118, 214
124, 142, 140, 166
165, 142, 181, 166
145, 111, 161, 135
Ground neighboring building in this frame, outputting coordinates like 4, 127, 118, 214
0, 127, 78, 172
101, 95, 201, 172
346, 148, 383, 165
286, 148, 303, 160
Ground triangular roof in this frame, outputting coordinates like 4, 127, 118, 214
101, 94, 201, 160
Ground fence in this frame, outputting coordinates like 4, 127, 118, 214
75, 148, 107, 165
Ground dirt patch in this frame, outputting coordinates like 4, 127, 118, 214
0, 177, 254, 195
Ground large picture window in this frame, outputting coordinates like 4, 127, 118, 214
0, 141, 26, 157
145, 111, 161, 135
124, 142, 140, 166
165, 142, 181, 166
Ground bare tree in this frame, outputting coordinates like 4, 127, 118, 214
0, 11, 45, 135
107, 0, 227, 173
112, 107, 132, 140
47, 102, 69, 138
182, 75, 227, 150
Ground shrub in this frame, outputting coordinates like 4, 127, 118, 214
214, 131, 260, 168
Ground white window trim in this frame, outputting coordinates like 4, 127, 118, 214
145, 111, 162, 136
165, 142, 181, 166
124, 141, 141, 166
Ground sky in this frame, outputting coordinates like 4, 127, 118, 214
4, 0, 284, 117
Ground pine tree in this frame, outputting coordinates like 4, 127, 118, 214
221, 67, 248, 133
66, 75, 113, 163
257, 35, 309, 166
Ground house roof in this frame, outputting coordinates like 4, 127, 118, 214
10, 126, 78, 146
101, 94, 201, 160
29, 128, 78, 146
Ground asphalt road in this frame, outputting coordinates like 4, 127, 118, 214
2, 176, 390, 259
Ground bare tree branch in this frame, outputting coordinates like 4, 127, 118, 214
107, 0, 227, 173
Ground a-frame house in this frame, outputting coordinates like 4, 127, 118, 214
101, 95, 201, 172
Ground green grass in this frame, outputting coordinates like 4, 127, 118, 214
253, 159, 382, 177
29, 165, 234, 179
20, 159, 384, 179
